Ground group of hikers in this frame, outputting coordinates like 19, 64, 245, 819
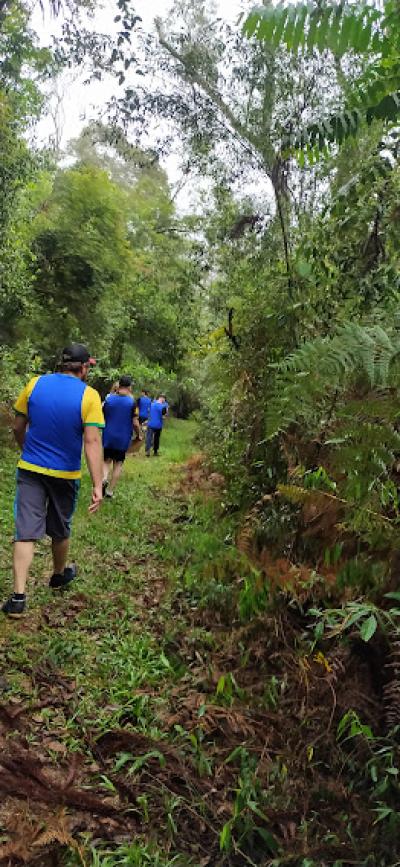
103, 377, 168, 498
2, 343, 168, 619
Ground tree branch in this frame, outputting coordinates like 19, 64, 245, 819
154, 19, 294, 299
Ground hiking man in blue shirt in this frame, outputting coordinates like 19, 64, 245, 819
102, 375, 136, 498
145, 395, 167, 457
2, 343, 104, 619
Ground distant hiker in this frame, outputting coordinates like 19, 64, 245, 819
2, 344, 104, 619
145, 395, 167, 458
160, 394, 169, 416
136, 388, 152, 440
102, 375, 136, 498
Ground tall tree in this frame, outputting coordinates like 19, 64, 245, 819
112, 1, 344, 295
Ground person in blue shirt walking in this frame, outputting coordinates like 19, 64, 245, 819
102, 375, 136, 498
136, 389, 152, 441
161, 395, 169, 417
145, 395, 167, 457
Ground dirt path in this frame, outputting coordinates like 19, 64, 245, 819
0, 420, 210, 866
0, 420, 390, 867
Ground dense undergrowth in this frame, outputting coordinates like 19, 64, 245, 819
1, 420, 400, 866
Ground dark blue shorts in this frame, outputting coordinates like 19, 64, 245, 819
103, 447, 126, 463
14, 469, 80, 541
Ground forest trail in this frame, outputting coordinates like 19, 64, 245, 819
0, 419, 384, 867
0, 419, 208, 865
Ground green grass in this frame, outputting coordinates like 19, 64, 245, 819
0, 420, 194, 696
0, 418, 249, 865
64, 840, 193, 866
0, 418, 230, 865
3, 417, 390, 866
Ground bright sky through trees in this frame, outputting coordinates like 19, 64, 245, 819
34, 0, 245, 178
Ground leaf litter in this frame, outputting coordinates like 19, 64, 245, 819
0, 456, 392, 866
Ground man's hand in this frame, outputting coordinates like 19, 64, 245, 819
89, 484, 103, 513
84, 426, 103, 512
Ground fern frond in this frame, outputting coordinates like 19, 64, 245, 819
245, 2, 400, 158
244, 3, 383, 56
278, 484, 394, 528
286, 88, 400, 155
266, 322, 400, 440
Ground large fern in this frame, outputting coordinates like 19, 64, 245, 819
244, 3, 384, 56
244, 1, 400, 156
266, 322, 400, 439
267, 322, 400, 546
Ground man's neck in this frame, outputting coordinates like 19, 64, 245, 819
61, 371, 83, 380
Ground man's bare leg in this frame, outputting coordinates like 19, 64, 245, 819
103, 459, 112, 483
52, 538, 69, 575
13, 541, 35, 595
109, 461, 124, 493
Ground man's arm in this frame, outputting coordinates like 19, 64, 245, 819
13, 378, 39, 447
13, 414, 28, 449
83, 426, 103, 513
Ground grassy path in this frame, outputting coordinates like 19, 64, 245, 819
1, 420, 381, 867
1, 419, 226, 866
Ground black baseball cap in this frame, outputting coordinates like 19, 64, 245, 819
61, 343, 96, 365
119, 375, 132, 387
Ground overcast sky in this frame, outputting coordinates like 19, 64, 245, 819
33, 0, 245, 155
30, 0, 256, 211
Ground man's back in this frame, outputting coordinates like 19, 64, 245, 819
149, 401, 164, 429
137, 395, 151, 419
15, 373, 101, 478
103, 393, 135, 451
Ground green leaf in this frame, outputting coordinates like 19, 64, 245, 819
283, 6, 298, 50
296, 258, 312, 279
360, 614, 378, 642
316, 8, 332, 52
338, 12, 355, 54
373, 805, 394, 824
307, 11, 319, 51
220, 821, 232, 851
291, 6, 308, 52
384, 591, 400, 602
255, 827, 279, 853
272, 5, 289, 44
114, 751, 134, 772
226, 745, 246, 764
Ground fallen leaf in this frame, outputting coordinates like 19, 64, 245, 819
46, 740, 67, 754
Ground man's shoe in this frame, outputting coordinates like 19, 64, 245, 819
2, 595, 26, 618
105, 490, 114, 498
49, 564, 77, 590
102, 480, 108, 497
145, 452, 150, 458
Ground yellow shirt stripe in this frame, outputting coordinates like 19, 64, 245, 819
17, 460, 82, 479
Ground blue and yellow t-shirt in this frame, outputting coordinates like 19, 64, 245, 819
14, 373, 104, 479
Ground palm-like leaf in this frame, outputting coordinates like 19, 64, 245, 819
244, 2, 384, 56
244, 1, 400, 157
